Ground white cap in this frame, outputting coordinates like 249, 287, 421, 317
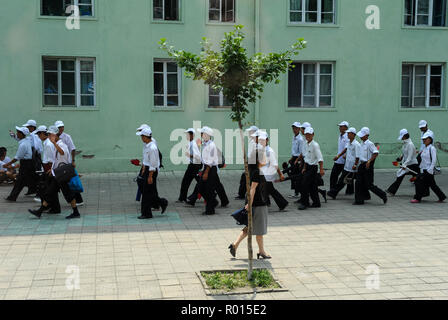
291, 122, 301, 128
357, 127, 370, 138
346, 127, 357, 134
338, 121, 349, 127
55, 120, 65, 128
23, 120, 37, 127
185, 128, 195, 134
47, 126, 59, 135
35, 125, 48, 133
15, 126, 30, 136
419, 120, 428, 128
301, 122, 311, 129
304, 127, 314, 135
398, 128, 409, 140
422, 131, 434, 140
245, 125, 259, 132
136, 127, 152, 137
200, 126, 214, 136
257, 132, 268, 140
137, 124, 150, 131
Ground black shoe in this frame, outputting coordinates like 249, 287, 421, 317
5, 197, 16, 202
383, 196, 388, 204
48, 209, 61, 214
66, 213, 81, 219
161, 200, 168, 214
352, 201, 364, 205
327, 191, 336, 200
228, 244, 236, 258
184, 200, 195, 207
345, 192, 354, 195
298, 204, 307, 210
138, 215, 153, 219
279, 203, 288, 211
203, 211, 215, 215
310, 203, 321, 208
234, 196, 245, 200
28, 209, 42, 219
319, 189, 327, 203
257, 253, 272, 259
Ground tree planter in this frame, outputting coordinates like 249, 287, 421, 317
196, 269, 288, 296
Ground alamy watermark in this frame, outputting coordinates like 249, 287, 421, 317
65, 5, 80, 30
66, 265, 80, 290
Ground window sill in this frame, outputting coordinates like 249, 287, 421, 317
205, 107, 232, 111
41, 106, 99, 111
402, 25, 448, 30
286, 107, 337, 112
206, 21, 237, 26
399, 107, 447, 112
151, 20, 184, 24
38, 16, 97, 21
152, 106, 184, 112
287, 23, 340, 28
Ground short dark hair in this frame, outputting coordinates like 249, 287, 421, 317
0, 147, 6, 157
403, 133, 410, 140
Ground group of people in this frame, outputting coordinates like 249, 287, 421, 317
2, 120, 83, 219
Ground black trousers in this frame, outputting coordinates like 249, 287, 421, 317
8, 159, 34, 201
198, 166, 219, 214
330, 163, 354, 194
141, 169, 167, 217
179, 163, 202, 201
328, 170, 355, 198
289, 157, 301, 192
266, 181, 288, 209
387, 164, 420, 195
355, 162, 386, 204
238, 165, 257, 198
300, 165, 320, 207
43, 176, 76, 212
215, 174, 229, 206
414, 170, 447, 201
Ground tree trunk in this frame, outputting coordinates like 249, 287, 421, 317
238, 119, 253, 280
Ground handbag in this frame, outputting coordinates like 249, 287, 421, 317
53, 163, 76, 183
68, 170, 84, 193
231, 208, 248, 226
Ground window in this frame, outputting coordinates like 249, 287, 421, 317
43, 57, 96, 107
153, 0, 180, 21
154, 60, 181, 107
402, 63, 443, 108
209, 0, 235, 22
404, 0, 447, 26
290, 0, 335, 24
41, 0, 94, 17
288, 62, 334, 108
209, 87, 231, 108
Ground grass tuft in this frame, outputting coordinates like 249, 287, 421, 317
201, 269, 279, 291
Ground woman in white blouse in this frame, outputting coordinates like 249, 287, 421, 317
412, 132, 446, 203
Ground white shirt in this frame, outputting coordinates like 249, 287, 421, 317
143, 141, 160, 172
291, 134, 303, 157
303, 140, 323, 166
0, 157, 12, 172
248, 138, 258, 165
59, 132, 76, 153
201, 139, 219, 167
401, 139, 418, 167
359, 139, 378, 162
52, 140, 71, 170
344, 140, 361, 173
42, 138, 56, 165
335, 133, 349, 165
420, 145, 437, 175
186, 140, 201, 164
261, 146, 279, 182
420, 129, 434, 152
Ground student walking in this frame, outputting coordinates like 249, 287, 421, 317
330, 121, 354, 195
228, 147, 271, 259
327, 127, 360, 199
288, 122, 303, 198
412, 132, 446, 203
354, 127, 388, 205
299, 127, 325, 210
386, 129, 420, 196
236, 126, 259, 200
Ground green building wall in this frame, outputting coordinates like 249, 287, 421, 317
1, 0, 447, 173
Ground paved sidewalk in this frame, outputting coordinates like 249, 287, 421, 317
0, 169, 447, 300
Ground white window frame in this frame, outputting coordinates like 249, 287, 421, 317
296, 62, 334, 108
289, 0, 335, 24
43, 57, 96, 107
406, 0, 447, 26
154, 59, 182, 108
41, 0, 94, 17
208, 87, 231, 108
402, 63, 443, 108
208, 0, 236, 23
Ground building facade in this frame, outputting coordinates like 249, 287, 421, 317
1, 0, 447, 172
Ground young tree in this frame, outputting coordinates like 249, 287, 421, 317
159, 25, 306, 279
